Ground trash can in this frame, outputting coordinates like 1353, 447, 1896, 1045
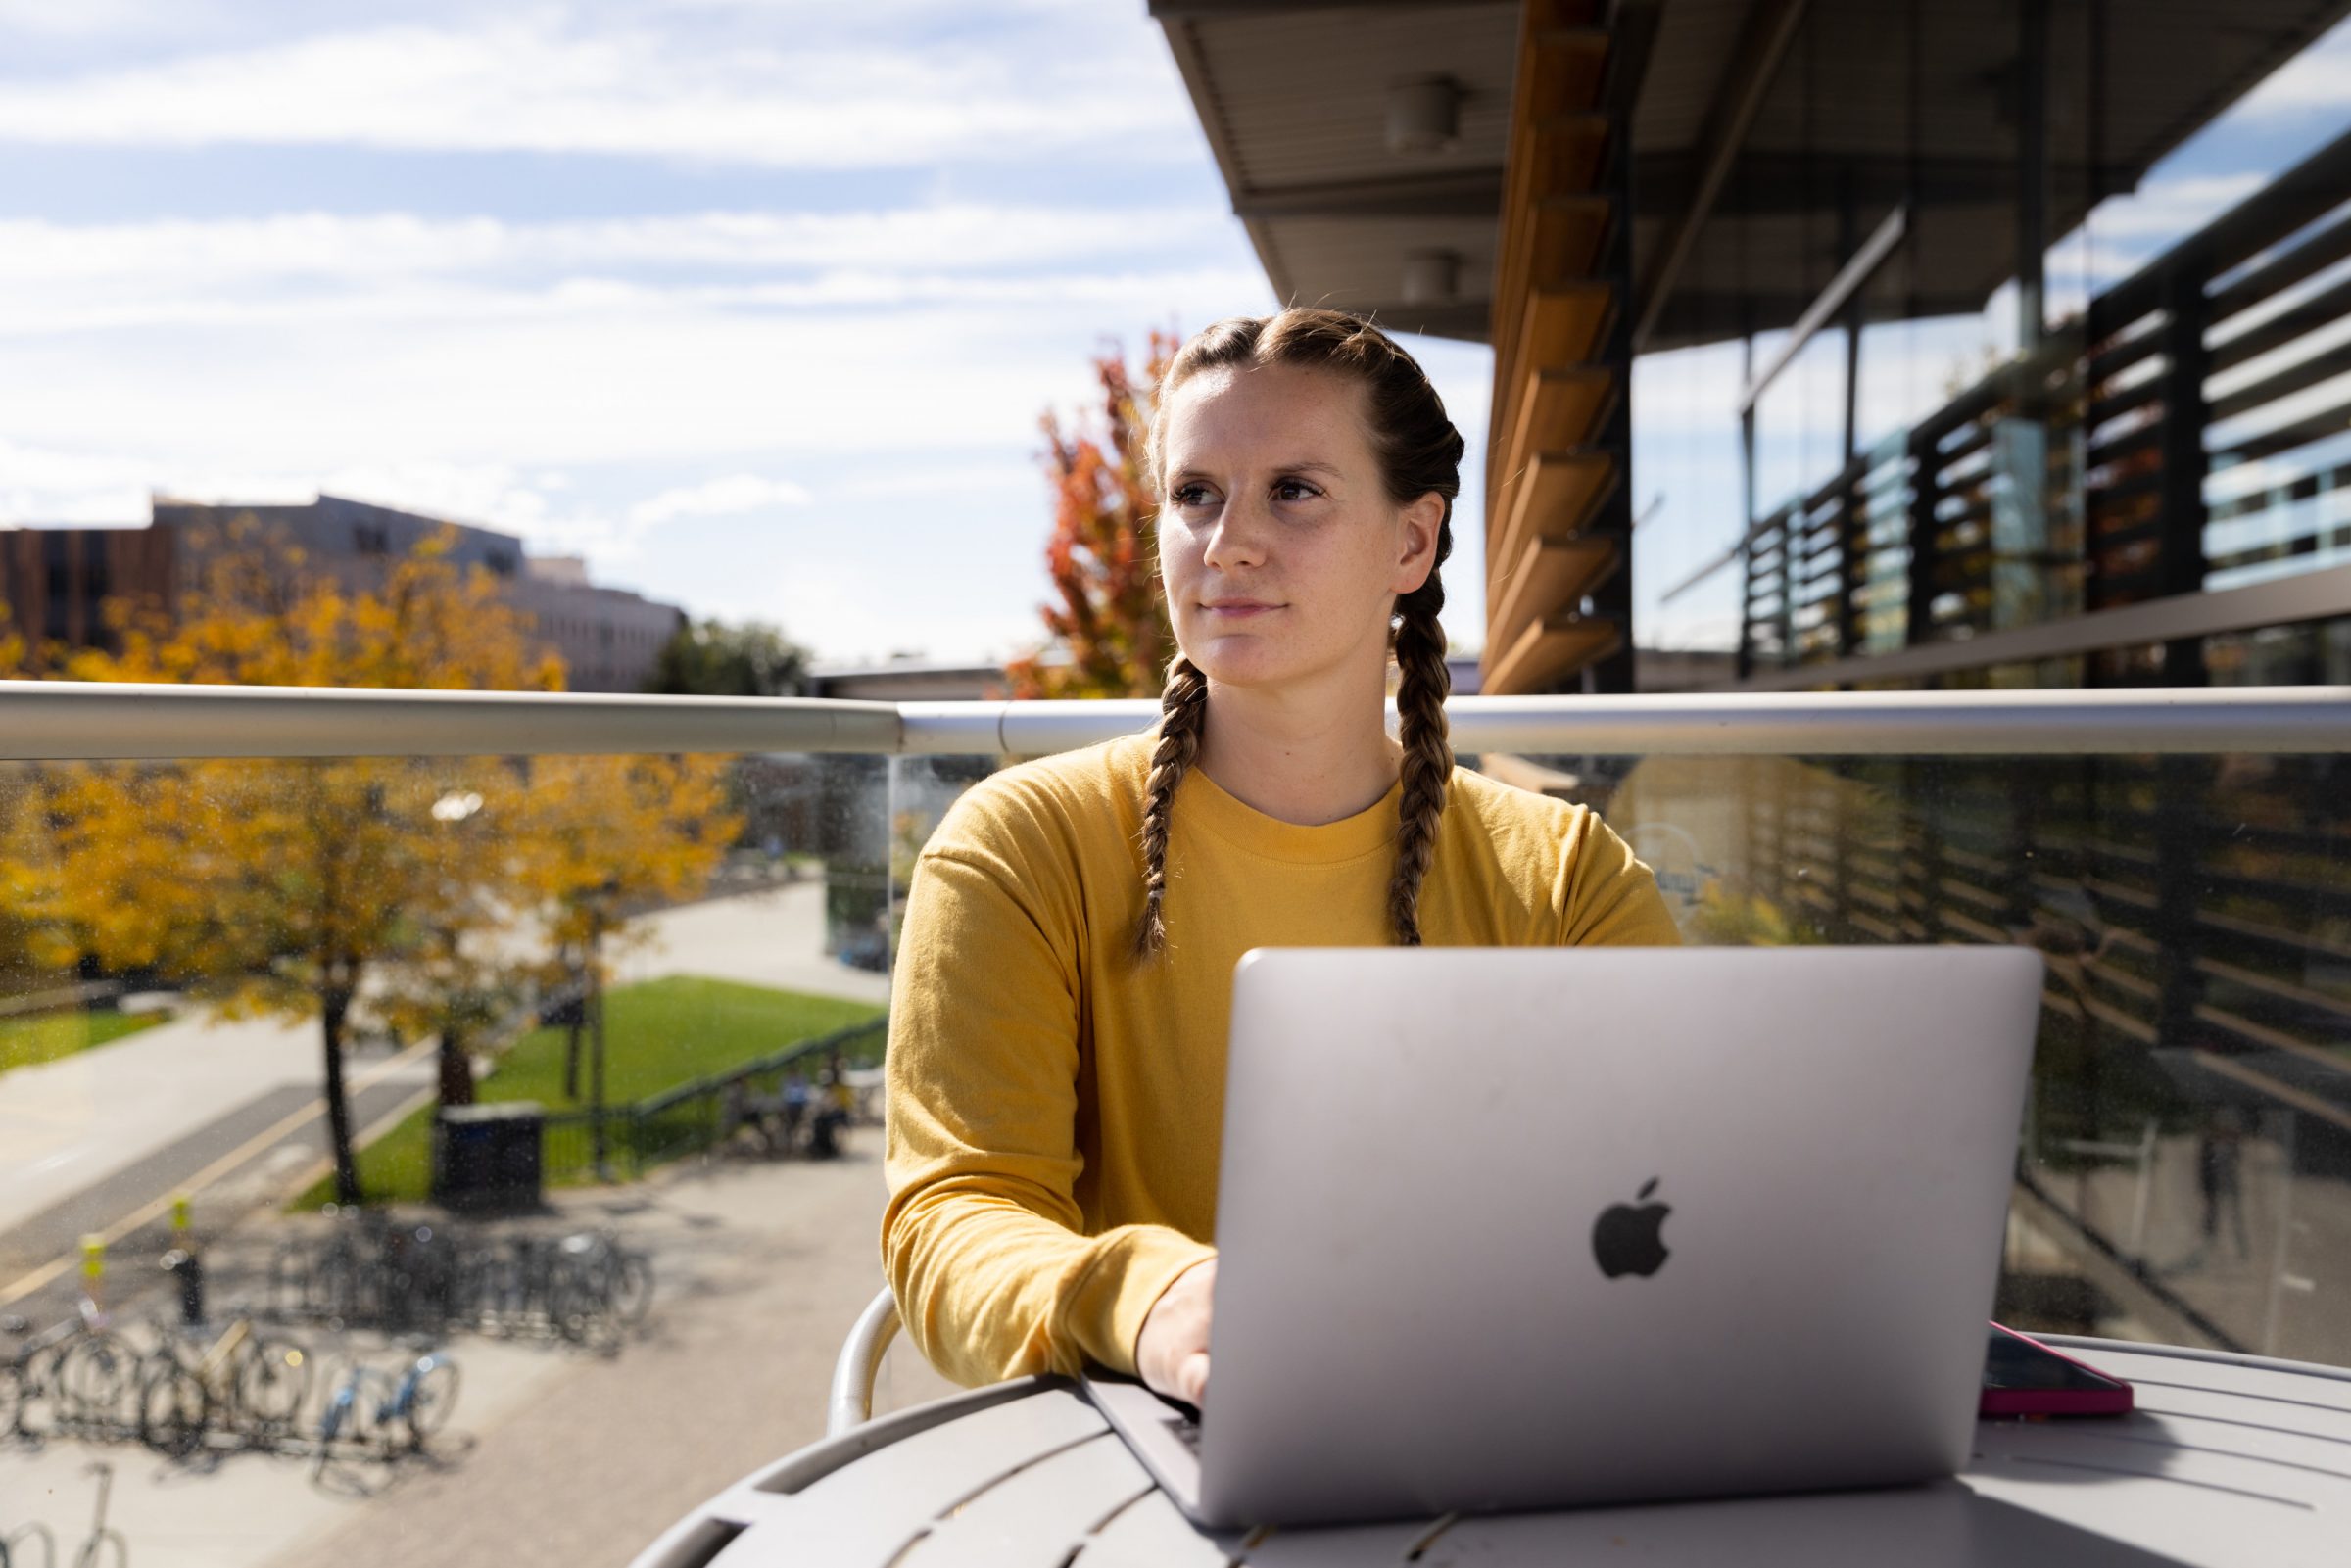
433, 1101, 546, 1212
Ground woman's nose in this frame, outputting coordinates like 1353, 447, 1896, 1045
1203, 495, 1270, 570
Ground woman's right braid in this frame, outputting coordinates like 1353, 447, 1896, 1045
1133, 655, 1209, 959
1386, 588, 1453, 946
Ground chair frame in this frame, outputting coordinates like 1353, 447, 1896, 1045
826, 1287, 902, 1438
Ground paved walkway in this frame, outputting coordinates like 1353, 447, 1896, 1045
0, 881, 888, 1317
0, 1146, 955, 1568
0, 1011, 330, 1242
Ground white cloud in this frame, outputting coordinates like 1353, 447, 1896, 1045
631, 473, 811, 526
0, 206, 1221, 287
2081, 173, 2268, 240
0, 0, 212, 40
0, 18, 1192, 167
831, 460, 1039, 499
0, 210, 1255, 339
740, 559, 1040, 668
2224, 27, 2351, 119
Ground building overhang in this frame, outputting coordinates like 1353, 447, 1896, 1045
1152, 0, 2351, 353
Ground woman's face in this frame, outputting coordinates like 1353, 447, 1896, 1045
1156, 360, 1443, 694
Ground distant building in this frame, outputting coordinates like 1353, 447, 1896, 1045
808, 658, 1011, 702
0, 524, 174, 654
1, 494, 686, 693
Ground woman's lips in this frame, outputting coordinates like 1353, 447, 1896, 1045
1202, 600, 1281, 618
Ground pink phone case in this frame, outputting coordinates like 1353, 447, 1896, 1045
1980, 1323, 2135, 1417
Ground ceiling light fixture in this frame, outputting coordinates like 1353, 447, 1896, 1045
1386, 75, 1463, 156
1401, 250, 1462, 307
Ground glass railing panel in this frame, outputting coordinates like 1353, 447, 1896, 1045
9, 711, 2350, 1565
0, 748, 892, 1418
876, 732, 2349, 1376
1607, 748, 2348, 1367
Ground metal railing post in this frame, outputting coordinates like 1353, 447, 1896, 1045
1906, 426, 1941, 649
2157, 265, 2211, 684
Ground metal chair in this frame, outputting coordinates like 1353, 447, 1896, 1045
825, 1287, 902, 1438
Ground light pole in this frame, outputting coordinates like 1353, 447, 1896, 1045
428, 787, 488, 1109
588, 875, 620, 1180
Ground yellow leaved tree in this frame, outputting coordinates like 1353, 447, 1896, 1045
10, 522, 738, 1205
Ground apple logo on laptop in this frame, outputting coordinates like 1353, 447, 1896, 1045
1593, 1178, 1671, 1278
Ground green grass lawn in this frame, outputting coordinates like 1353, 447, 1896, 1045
0, 1008, 166, 1076
294, 974, 885, 1209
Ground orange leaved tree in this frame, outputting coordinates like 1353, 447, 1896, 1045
1005, 332, 1179, 698
11, 523, 736, 1205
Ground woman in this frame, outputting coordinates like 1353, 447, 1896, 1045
883, 308, 1679, 1408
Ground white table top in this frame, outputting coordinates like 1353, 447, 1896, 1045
631, 1338, 2351, 1568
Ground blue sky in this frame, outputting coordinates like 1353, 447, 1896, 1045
0, 3, 2345, 664
0, 0, 1493, 667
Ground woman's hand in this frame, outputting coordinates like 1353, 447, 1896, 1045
1135, 1258, 1215, 1405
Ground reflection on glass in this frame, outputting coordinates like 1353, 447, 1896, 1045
1, 736, 2345, 1485
1609, 750, 2348, 1365
0, 752, 888, 1317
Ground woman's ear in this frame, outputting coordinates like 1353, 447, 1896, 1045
1392, 492, 1446, 594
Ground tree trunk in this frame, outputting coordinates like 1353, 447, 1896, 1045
438, 1016, 476, 1108
320, 982, 362, 1207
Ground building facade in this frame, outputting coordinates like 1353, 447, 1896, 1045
2, 494, 686, 693
1153, 0, 2351, 697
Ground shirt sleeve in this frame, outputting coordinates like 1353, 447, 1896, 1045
1560, 807, 1685, 947
881, 793, 1214, 1387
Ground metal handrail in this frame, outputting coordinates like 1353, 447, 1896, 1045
4, 681, 2349, 758
826, 1287, 904, 1438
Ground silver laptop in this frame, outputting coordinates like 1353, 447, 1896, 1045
1084, 945, 2044, 1529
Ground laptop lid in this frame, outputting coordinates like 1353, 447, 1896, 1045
1188, 945, 2043, 1529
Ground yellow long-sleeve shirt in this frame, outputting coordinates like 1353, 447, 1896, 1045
882, 732, 1682, 1388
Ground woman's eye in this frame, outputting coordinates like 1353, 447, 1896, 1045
1272, 479, 1320, 502
1170, 484, 1214, 507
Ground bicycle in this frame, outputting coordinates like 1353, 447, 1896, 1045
2, 1517, 53, 1568
0, 1308, 137, 1441
382, 1348, 461, 1454
312, 1343, 459, 1480
312, 1357, 399, 1482
546, 1232, 652, 1347
135, 1312, 310, 1459
69, 1462, 126, 1568
0, 1312, 69, 1439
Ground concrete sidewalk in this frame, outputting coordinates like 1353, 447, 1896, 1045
0, 880, 887, 1298
0, 1011, 329, 1241
268, 1150, 956, 1568
0, 1144, 955, 1568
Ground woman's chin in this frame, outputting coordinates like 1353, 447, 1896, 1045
1185, 640, 1309, 690
1194, 639, 1288, 686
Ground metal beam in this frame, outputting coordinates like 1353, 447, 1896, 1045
0, 685, 905, 761
1738, 204, 1908, 413
1350, 301, 1495, 341
942, 689, 2351, 758
1601, 0, 1668, 119
1630, 149, 2139, 220
1643, 286, 1987, 353
1709, 556, 2351, 694
1630, 0, 1810, 353
1231, 168, 1507, 220
4, 683, 2346, 762
1152, 10, 1297, 308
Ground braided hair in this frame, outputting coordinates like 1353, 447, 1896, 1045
1135, 308, 1462, 958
